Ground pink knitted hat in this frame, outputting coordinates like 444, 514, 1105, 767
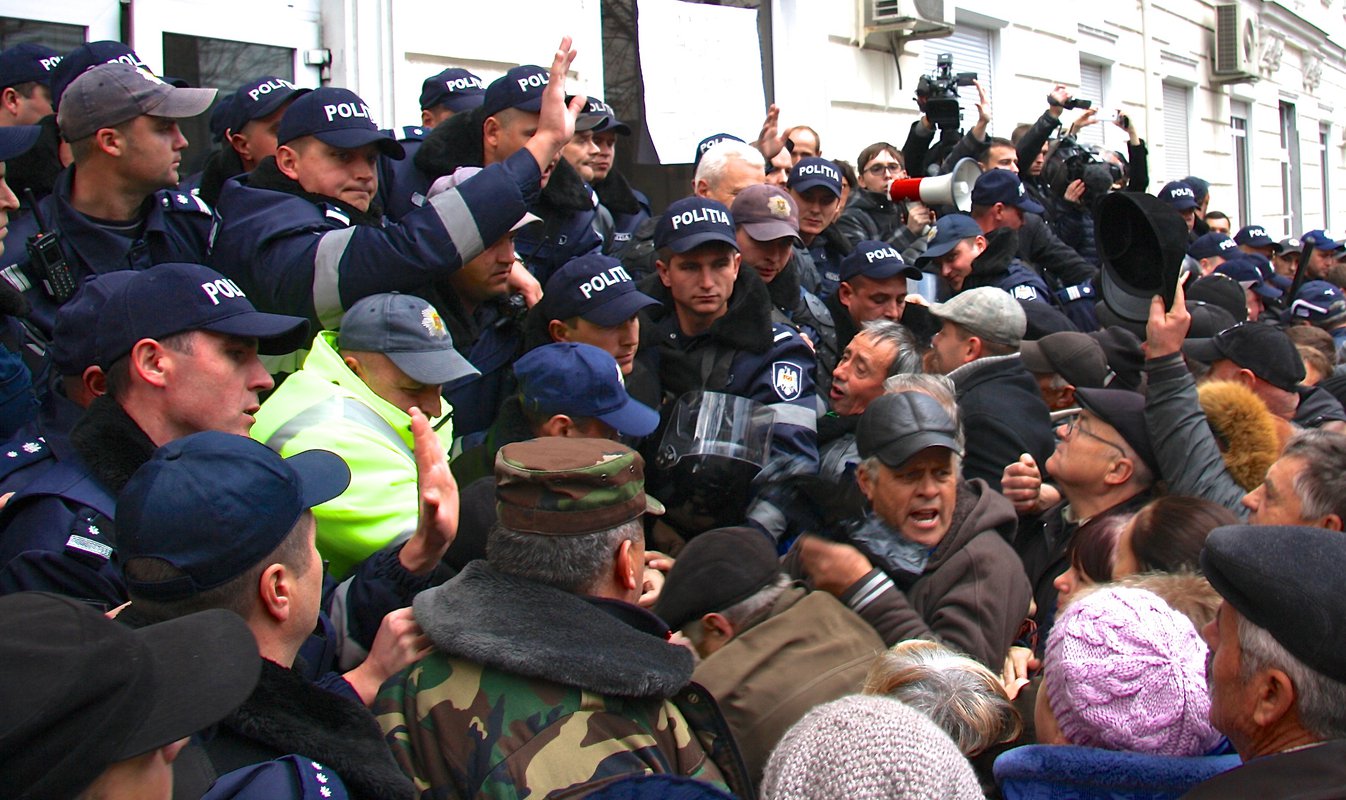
1043, 586, 1224, 757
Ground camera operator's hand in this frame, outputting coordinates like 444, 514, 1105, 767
1066, 107, 1099, 138
906, 202, 932, 234
972, 80, 991, 139
1062, 179, 1086, 206
1046, 84, 1070, 118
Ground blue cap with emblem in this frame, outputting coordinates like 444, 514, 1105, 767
1157, 180, 1199, 211
419, 67, 485, 112
337, 292, 478, 386
540, 253, 659, 327
1233, 224, 1279, 250
514, 342, 658, 436
841, 239, 922, 283
787, 157, 843, 199
1188, 232, 1238, 261
1289, 280, 1346, 326
654, 196, 738, 254
50, 40, 149, 110
916, 214, 984, 263
118, 432, 351, 602
693, 133, 744, 169
228, 75, 307, 135
1301, 229, 1345, 253
971, 168, 1044, 214
278, 87, 404, 159
0, 42, 62, 90
95, 262, 311, 367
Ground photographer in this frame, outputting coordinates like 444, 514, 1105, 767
902, 56, 991, 179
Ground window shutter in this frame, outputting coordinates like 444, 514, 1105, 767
922, 27, 993, 134
1162, 81, 1190, 179
1078, 61, 1105, 147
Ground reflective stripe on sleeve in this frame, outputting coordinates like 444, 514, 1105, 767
429, 187, 485, 264
313, 227, 358, 329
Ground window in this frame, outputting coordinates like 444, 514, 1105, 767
162, 33, 295, 178
1078, 61, 1106, 147
1230, 101, 1252, 228
1161, 81, 1190, 179
921, 24, 994, 135
1279, 101, 1301, 236
1321, 123, 1331, 227
0, 17, 86, 54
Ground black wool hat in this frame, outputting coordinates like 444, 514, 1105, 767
653, 527, 781, 631
1096, 191, 1189, 323
1202, 525, 1346, 684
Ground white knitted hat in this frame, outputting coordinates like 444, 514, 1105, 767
761, 694, 983, 800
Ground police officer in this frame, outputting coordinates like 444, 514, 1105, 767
638, 196, 819, 541
0, 124, 41, 438
377, 67, 484, 221
786, 156, 848, 297
208, 39, 585, 335
197, 75, 307, 205
1, 63, 217, 342
584, 99, 652, 251
410, 63, 604, 285
919, 213, 1055, 306
0, 261, 309, 607
0, 43, 60, 127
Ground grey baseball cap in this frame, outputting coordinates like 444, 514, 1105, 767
57, 63, 216, 142
337, 293, 480, 386
927, 287, 1027, 348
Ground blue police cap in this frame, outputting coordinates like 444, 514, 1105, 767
209, 92, 236, 142
916, 214, 983, 263
419, 67, 485, 112
229, 75, 307, 135
971, 168, 1044, 214
693, 133, 744, 169
1214, 256, 1281, 299
481, 64, 549, 118
50, 40, 148, 109
277, 87, 404, 159
514, 343, 659, 437
787, 157, 842, 198
94, 262, 311, 367
1157, 180, 1199, 211
654, 196, 738, 254
580, 98, 630, 135
1233, 224, 1278, 249
1301, 229, 1345, 252
0, 42, 62, 90
1188, 232, 1238, 260
0, 124, 40, 162
1290, 280, 1346, 325
840, 239, 921, 283
541, 253, 659, 327
118, 432, 350, 602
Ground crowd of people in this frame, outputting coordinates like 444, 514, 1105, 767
1, 32, 1345, 800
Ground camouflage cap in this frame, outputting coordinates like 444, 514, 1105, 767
495, 438, 664, 536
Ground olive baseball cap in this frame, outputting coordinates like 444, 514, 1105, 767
57, 62, 216, 142
495, 438, 663, 536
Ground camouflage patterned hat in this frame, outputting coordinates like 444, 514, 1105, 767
495, 438, 664, 536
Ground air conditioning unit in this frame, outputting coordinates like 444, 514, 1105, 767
859, 0, 954, 48
1212, 3, 1260, 83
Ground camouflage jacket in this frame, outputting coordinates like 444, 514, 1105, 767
374, 561, 752, 799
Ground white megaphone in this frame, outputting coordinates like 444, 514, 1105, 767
888, 157, 981, 212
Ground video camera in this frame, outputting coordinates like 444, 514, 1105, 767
1042, 136, 1126, 208
915, 53, 977, 131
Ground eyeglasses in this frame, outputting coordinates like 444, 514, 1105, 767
864, 163, 903, 177
1058, 413, 1128, 458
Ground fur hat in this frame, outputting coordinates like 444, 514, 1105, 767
1043, 586, 1224, 757
1197, 380, 1289, 490
761, 695, 983, 800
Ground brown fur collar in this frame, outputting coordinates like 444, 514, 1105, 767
1198, 380, 1285, 490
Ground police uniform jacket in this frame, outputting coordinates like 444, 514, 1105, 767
207, 147, 543, 329
951, 227, 1057, 307
636, 267, 820, 540
0, 166, 212, 339
593, 169, 652, 252
376, 125, 432, 221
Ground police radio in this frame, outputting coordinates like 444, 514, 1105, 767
24, 189, 77, 304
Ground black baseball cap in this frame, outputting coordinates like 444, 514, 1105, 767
0, 592, 260, 799
653, 526, 780, 630
971, 168, 1044, 214
94, 262, 311, 367
1021, 331, 1112, 389
840, 239, 921, 283
1073, 387, 1158, 472
229, 75, 307, 134
1182, 322, 1306, 392
1233, 225, 1278, 250
1187, 275, 1248, 323
419, 67, 485, 112
654, 196, 738, 254
0, 124, 40, 162
693, 133, 744, 169
857, 391, 961, 467
541, 253, 659, 327
278, 87, 404, 159
118, 432, 351, 601
0, 42, 62, 90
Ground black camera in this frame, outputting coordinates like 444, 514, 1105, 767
1043, 136, 1125, 208
1047, 93, 1092, 111
915, 53, 977, 130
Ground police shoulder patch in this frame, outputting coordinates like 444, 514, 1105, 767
772, 361, 803, 401
1012, 284, 1039, 301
